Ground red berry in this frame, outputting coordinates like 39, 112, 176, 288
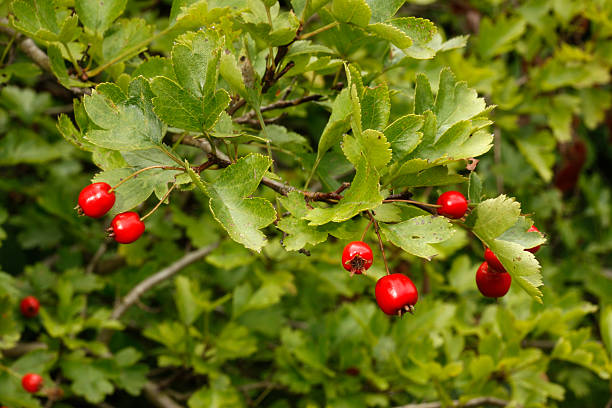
436, 191, 468, 219
375, 273, 418, 316
21, 373, 43, 393
77, 182, 116, 218
475, 262, 511, 298
341, 241, 373, 275
110, 212, 145, 244
20, 296, 40, 318
484, 248, 505, 272
526, 225, 541, 253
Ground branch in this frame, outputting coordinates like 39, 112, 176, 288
143, 382, 183, 408
174, 134, 296, 196
234, 94, 323, 124
394, 397, 517, 408
0, 18, 90, 95
110, 243, 219, 320
0, 18, 50, 71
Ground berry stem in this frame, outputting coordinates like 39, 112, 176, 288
367, 210, 390, 275
141, 183, 177, 222
109, 166, 183, 192
360, 218, 373, 241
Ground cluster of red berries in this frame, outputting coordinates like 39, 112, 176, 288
342, 241, 418, 316
77, 182, 145, 244
477, 225, 542, 298
340, 190, 471, 316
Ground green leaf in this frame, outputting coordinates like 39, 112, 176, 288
342, 129, 391, 171
172, 31, 221, 97
84, 78, 164, 151
48, 44, 91, 89
361, 83, 390, 131
516, 131, 556, 182
9, 0, 60, 40
476, 15, 526, 59
414, 73, 434, 115
551, 328, 611, 379
601, 305, 612, 358
384, 114, 423, 163
314, 87, 352, 161
75, 0, 127, 35
214, 323, 257, 360
305, 158, 382, 225
433, 68, 488, 137
175, 276, 204, 326
367, 22, 412, 48
277, 216, 328, 251
331, 0, 372, 27
61, 356, 115, 403
101, 18, 153, 63
381, 215, 455, 260
151, 76, 230, 132
468, 171, 482, 204
364, 0, 406, 23
219, 52, 247, 98
196, 154, 276, 252
188, 376, 243, 408
465, 195, 545, 301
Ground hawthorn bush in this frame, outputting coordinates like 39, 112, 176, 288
1, 1, 611, 407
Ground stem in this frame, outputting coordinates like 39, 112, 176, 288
86, 27, 169, 77
0, 33, 16, 66
360, 218, 373, 241
367, 210, 390, 275
109, 165, 182, 192
62, 42, 83, 77
299, 21, 340, 40
140, 183, 177, 221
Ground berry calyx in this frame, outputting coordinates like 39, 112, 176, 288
375, 273, 418, 316
341, 241, 373, 275
77, 182, 116, 218
21, 373, 43, 393
109, 212, 145, 244
484, 248, 505, 272
526, 225, 542, 253
436, 191, 468, 219
20, 296, 40, 318
475, 262, 511, 298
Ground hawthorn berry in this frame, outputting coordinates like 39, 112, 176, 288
110, 212, 145, 244
475, 262, 511, 298
21, 373, 43, 393
375, 273, 418, 316
341, 241, 373, 275
484, 248, 505, 272
20, 296, 40, 318
77, 182, 116, 218
526, 225, 542, 253
436, 191, 468, 219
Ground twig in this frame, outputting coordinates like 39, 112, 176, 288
140, 183, 177, 221
173, 134, 296, 196
109, 243, 219, 321
298, 21, 340, 40
367, 210, 390, 275
393, 397, 517, 408
0, 18, 50, 71
2, 342, 48, 358
142, 381, 183, 408
0, 18, 90, 95
234, 94, 323, 124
